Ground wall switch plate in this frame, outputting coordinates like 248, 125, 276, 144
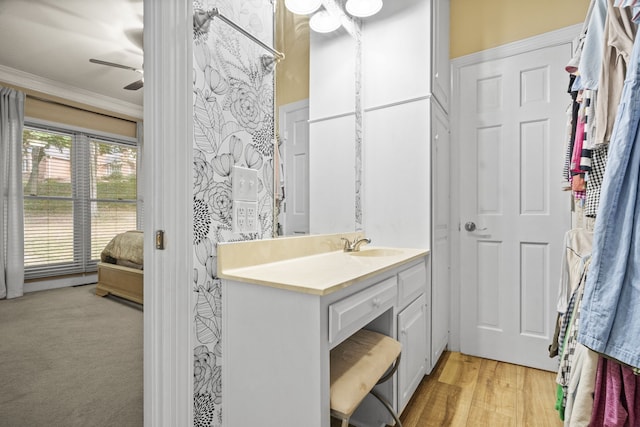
232, 166, 258, 202
233, 201, 258, 233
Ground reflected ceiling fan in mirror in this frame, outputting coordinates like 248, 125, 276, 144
89, 58, 144, 90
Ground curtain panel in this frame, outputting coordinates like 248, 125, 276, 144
0, 86, 25, 299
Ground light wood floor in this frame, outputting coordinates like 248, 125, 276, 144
400, 351, 561, 427
333, 351, 562, 427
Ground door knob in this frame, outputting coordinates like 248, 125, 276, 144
464, 222, 487, 232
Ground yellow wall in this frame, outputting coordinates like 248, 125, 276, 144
275, 0, 310, 108
450, 0, 591, 58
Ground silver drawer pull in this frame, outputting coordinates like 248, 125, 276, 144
372, 297, 381, 308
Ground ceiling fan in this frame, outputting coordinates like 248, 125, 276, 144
89, 58, 144, 90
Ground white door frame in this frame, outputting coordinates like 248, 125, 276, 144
449, 24, 582, 352
143, 1, 194, 426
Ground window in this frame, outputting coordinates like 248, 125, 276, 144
22, 125, 138, 279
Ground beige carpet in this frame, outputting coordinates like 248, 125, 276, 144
0, 284, 143, 427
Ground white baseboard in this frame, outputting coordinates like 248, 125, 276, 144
25, 273, 98, 293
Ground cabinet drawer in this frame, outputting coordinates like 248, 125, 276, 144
398, 262, 427, 309
329, 276, 397, 346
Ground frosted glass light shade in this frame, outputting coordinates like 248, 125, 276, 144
284, 0, 321, 15
309, 10, 341, 33
345, 0, 383, 17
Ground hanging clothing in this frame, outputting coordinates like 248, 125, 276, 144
557, 257, 593, 423
564, 77, 581, 184
585, 144, 609, 217
567, 0, 597, 73
563, 103, 575, 185
564, 343, 599, 426
584, 89, 598, 151
551, 229, 593, 358
571, 113, 586, 175
615, 0, 640, 22
558, 256, 591, 383
576, 0, 609, 90
557, 229, 594, 315
590, 356, 640, 426
594, 0, 637, 147
578, 23, 640, 370
580, 90, 597, 172
571, 94, 588, 197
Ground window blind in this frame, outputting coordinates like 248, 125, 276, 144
22, 126, 137, 279
89, 138, 138, 262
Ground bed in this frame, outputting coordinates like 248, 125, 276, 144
95, 230, 144, 304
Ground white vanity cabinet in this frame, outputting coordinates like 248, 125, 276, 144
343, 259, 430, 426
218, 237, 429, 427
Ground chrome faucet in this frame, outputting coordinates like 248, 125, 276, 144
341, 237, 372, 252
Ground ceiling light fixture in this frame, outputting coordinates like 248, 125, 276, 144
284, 0, 322, 15
345, 0, 383, 18
309, 9, 341, 33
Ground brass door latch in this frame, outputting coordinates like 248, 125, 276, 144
155, 230, 165, 250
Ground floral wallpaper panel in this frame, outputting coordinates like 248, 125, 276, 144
192, 1, 275, 425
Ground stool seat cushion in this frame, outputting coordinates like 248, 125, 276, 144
330, 329, 402, 417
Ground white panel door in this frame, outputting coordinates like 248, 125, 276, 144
280, 101, 310, 235
459, 43, 571, 371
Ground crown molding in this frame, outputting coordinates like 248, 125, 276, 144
0, 64, 143, 119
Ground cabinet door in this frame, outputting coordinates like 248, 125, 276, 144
397, 294, 427, 413
432, 0, 450, 112
431, 102, 450, 369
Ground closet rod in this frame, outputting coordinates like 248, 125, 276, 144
193, 8, 285, 61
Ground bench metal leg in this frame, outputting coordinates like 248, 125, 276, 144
370, 388, 403, 427
371, 353, 402, 427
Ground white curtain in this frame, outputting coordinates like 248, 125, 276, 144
0, 87, 25, 299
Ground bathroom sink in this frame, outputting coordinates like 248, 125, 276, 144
348, 248, 403, 257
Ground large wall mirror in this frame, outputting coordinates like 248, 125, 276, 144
274, 0, 361, 237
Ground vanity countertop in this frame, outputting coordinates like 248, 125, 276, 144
217, 233, 428, 296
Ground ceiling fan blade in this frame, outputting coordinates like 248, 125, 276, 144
89, 58, 141, 73
124, 79, 144, 91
